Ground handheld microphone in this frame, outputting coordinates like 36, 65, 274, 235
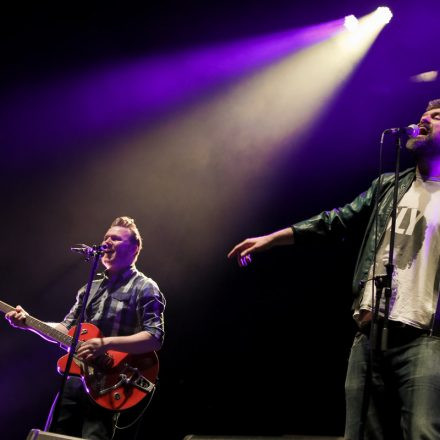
384, 124, 420, 137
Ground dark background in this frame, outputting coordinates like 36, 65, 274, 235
0, 1, 439, 439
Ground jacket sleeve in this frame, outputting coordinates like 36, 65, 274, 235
292, 177, 380, 245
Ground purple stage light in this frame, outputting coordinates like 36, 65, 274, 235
0, 19, 342, 169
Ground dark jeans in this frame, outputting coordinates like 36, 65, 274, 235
49, 377, 144, 440
345, 331, 440, 440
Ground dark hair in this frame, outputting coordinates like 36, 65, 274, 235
110, 216, 143, 254
426, 99, 440, 111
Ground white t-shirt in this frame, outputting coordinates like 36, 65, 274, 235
355, 174, 440, 329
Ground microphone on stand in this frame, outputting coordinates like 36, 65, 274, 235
70, 243, 109, 258
384, 124, 420, 137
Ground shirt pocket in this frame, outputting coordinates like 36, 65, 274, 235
111, 291, 133, 302
107, 291, 134, 319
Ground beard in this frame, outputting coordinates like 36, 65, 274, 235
406, 135, 428, 152
406, 135, 440, 160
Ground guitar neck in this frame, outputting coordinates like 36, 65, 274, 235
0, 300, 73, 348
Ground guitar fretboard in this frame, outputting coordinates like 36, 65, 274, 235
0, 300, 75, 348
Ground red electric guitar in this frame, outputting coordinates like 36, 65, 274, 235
0, 300, 159, 411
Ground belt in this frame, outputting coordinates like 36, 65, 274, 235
359, 319, 430, 348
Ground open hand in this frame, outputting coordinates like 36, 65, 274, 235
227, 235, 273, 267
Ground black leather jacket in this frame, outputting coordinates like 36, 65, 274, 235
292, 167, 416, 304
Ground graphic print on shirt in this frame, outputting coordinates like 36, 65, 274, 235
385, 205, 427, 270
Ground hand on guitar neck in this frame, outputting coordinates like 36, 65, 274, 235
0, 301, 68, 343
5, 305, 30, 330
4, 304, 102, 360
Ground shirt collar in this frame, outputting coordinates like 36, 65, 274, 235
102, 265, 137, 286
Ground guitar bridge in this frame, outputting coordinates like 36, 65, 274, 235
131, 369, 155, 393
98, 363, 155, 395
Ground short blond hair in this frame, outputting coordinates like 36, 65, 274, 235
110, 216, 143, 254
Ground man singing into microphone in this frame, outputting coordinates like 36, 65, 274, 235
5, 216, 165, 440
228, 99, 440, 440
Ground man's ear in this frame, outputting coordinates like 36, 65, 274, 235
131, 244, 140, 257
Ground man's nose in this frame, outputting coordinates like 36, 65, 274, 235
420, 115, 430, 125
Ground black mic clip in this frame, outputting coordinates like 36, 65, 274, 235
70, 244, 108, 261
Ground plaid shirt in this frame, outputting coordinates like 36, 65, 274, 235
61, 265, 165, 344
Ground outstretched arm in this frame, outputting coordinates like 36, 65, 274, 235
227, 227, 294, 267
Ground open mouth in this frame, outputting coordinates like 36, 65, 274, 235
418, 125, 429, 135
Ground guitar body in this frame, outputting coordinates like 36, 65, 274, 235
57, 323, 159, 411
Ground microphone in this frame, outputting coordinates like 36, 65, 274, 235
70, 243, 109, 257
384, 124, 420, 137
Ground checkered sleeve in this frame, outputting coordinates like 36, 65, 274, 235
138, 279, 166, 345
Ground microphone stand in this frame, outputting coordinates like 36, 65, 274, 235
358, 133, 402, 440
45, 245, 105, 432
373, 134, 401, 351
